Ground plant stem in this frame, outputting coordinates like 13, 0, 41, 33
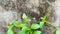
30, 30, 32, 34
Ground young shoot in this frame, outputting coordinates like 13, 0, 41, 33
22, 13, 28, 22
39, 14, 47, 28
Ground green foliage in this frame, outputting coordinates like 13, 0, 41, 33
18, 24, 30, 34
7, 24, 14, 34
7, 29, 14, 34
31, 24, 40, 29
56, 29, 60, 34
13, 20, 20, 27
22, 26, 30, 31
7, 24, 13, 29
20, 24, 27, 27
39, 15, 47, 28
7, 13, 48, 34
18, 23, 41, 34
7, 13, 60, 34
18, 30, 26, 34
33, 30, 41, 34
22, 13, 28, 22
18, 30, 29, 34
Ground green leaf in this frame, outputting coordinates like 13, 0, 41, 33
7, 24, 13, 29
22, 13, 28, 22
13, 20, 20, 27
7, 29, 14, 34
26, 31, 29, 34
20, 24, 27, 27
22, 26, 30, 30
31, 24, 40, 29
33, 31, 41, 34
18, 30, 25, 34
18, 30, 27, 34
39, 22, 45, 28
7, 24, 14, 34
40, 15, 47, 28
56, 29, 60, 34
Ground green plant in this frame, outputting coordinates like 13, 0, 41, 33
18, 26, 30, 34
18, 30, 29, 34
7, 13, 48, 34
18, 13, 42, 34
22, 13, 28, 22
18, 23, 41, 34
13, 20, 20, 27
33, 30, 41, 34
39, 15, 47, 28
31, 24, 40, 29
31, 24, 41, 34
12, 20, 21, 32
7, 24, 14, 34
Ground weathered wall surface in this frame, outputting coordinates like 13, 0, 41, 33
53, 0, 60, 27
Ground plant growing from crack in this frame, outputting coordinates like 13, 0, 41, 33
7, 13, 47, 34
18, 13, 41, 34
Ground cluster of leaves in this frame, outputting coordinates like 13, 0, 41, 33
7, 13, 47, 34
